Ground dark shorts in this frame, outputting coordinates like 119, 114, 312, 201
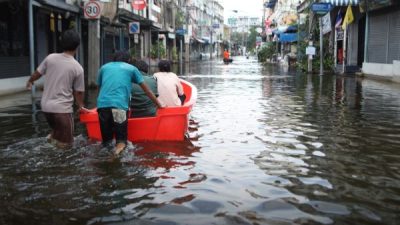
43, 112, 74, 144
97, 108, 128, 145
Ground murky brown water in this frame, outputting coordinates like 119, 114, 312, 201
1, 56, 400, 224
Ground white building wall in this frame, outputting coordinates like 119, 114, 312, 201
362, 60, 400, 83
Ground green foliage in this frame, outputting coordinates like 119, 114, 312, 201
297, 40, 309, 71
296, 12, 335, 73
150, 41, 166, 59
247, 27, 257, 51
171, 47, 178, 61
129, 47, 136, 58
175, 10, 185, 29
258, 42, 276, 62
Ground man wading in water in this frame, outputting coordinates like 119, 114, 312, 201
26, 29, 88, 149
96, 51, 162, 155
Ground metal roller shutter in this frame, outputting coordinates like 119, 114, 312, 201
0, 57, 30, 79
103, 34, 115, 64
388, 10, 400, 62
368, 14, 388, 63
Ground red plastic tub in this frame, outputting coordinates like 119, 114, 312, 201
80, 79, 197, 142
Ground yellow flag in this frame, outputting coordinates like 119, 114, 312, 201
342, 5, 354, 30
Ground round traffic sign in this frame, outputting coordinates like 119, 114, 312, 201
131, 0, 147, 11
129, 22, 140, 34
84, 1, 101, 19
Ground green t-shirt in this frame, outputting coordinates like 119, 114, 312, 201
130, 73, 158, 117
97, 62, 144, 111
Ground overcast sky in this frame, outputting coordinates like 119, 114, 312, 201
223, 0, 264, 21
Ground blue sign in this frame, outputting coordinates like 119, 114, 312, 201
129, 22, 140, 34
176, 28, 186, 35
311, 3, 333, 15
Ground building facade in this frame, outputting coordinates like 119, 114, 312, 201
0, 0, 225, 95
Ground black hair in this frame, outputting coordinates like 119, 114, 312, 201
133, 59, 149, 73
61, 29, 80, 51
158, 60, 171, 72
113, 51, 131, 63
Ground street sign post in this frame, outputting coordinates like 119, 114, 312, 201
84, 1, 102, 19
311, 3, 333, 15
306, 46, 316, 55
176, 28, 186, 35
310, 3, 333, 75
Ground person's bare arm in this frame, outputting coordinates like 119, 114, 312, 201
139, 82, 163, 108
26, 70, 42, 90
73, 91, 89, 113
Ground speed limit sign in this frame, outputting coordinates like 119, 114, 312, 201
84, 1, 102, 19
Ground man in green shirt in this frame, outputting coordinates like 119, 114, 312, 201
130, 60, 158, 117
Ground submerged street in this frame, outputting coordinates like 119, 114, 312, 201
1, 56, 400, 224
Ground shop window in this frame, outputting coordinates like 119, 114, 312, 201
0, 1, 29, 57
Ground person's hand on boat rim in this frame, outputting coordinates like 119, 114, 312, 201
78, 106, 90, 114
156, 101, 163, 109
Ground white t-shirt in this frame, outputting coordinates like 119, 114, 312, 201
154, 72, 184, 107
37, 53, 84, 113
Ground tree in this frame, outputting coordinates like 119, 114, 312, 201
246, 27, 257, 51
150, 41, 166, 59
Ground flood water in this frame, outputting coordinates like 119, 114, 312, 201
1, 56, 400, 225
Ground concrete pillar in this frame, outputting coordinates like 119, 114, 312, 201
185, 40, 190, 63
172, 6, 176, 51
88, 20, 100, 87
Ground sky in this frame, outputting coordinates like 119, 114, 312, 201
223, 0, 264, 22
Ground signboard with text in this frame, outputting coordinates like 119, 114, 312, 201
306, 46, 316, 55
322, 13, 331, 34
311, 3, 333, 15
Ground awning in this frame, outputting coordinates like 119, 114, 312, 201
264, 0, 278, 8
279, 33, 297, 43
322, 0, 359, 5
35, 0, 80, 13
202, 37, 210, 44
118, 9, 153, 27
272, 28, 282, 35
193, 37, 205, 43
273, 26, 289, 34
286, 25, 297, 32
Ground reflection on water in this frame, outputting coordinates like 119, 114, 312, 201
1, 56, 400, 224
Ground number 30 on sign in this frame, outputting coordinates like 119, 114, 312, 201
84, 1, 102, 19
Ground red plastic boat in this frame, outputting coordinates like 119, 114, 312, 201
80, 79, 197, 142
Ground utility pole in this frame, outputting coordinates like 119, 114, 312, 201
210, 28, 213, 59
210, 0, 214, 59
364, 0, 369, 63
28, 0, 36, 111
319, 17, 324, 75
88, 20, 100, 86
185, 5, 190, 63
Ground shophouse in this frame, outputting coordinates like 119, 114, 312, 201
360, 0, 400, 82
0, 0, 81, 95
